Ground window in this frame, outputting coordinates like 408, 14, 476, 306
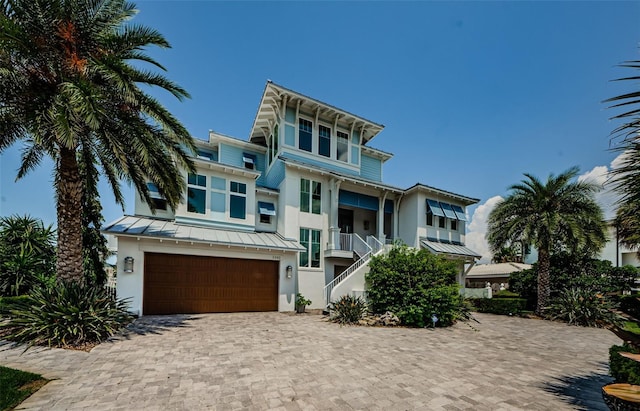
337, 130, 349, 162
258, 201, 275, 224
312, 181, 321, 214
243, 153, 256, 170
187, 173, 206, 214
147, 183, 167, 211
272, 124, 279, 162
210, 176, 226, 218
299, 118, 312, 152
427, 210, 433, 226
318, 125, 331, 157
438, 216, 446, 229
451, 219, 458, 231
197, 149, 215, 161
230, 181, 246, 219
300, 179, 310, 213
152, 198, 167, 211
300, 228, 321, 268
300, 178, 321, 214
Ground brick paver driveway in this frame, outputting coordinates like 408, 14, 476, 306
0, 312, 620, 410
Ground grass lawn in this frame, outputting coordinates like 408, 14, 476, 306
624, 321, 640, 335
0, 365, 47, 411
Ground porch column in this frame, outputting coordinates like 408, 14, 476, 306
378, 192, 388, 244
394, 195, 403, 240
328, 178, 341, 250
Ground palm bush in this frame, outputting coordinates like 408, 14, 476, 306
547, 288, 623, 328
2, 281, 132, 348
330, 295, 367, 325
0, 215, 56, 296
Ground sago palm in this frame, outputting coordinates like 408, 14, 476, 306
487, 167, 606, 314
0, 0, 195, 282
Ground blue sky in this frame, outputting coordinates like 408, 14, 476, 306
1, 1, 639, 261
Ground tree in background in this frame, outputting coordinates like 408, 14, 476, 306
0, 0, 195, 283
487, 167, 607, 314
491, 245, 521, 263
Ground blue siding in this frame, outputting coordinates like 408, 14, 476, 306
360, 154, 382, 182
282, 152, 359, 178
218, 143, 266, 185
264, 158, 286, 189
285, 124, 295, 146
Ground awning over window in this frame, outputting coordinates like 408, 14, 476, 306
439, 202, 457, 219
426, 199, 445, 217
420, 239, 480, 260
451, 204, 467, 221
258, 201, 276, 216
339, 190, 379, 211
243, 153, 256, 165
146, 182, 163, 199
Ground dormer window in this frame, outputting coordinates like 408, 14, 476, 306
299, 118, 312, 152
337, 131, 349, 162
146, 182, 167, 211
243, 153, 257, 170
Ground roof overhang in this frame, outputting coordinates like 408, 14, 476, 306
102, 216, 304, 252
406, 183, 480, 206
249, 81, 384, 146
420, 239, 481, 261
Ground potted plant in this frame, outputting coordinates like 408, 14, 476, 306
295, 293, 312, 313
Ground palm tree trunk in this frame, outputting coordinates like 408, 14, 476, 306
56, 147, 84, 283
536, 248, 551, 315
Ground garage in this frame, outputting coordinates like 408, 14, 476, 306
143, 252, 279, 315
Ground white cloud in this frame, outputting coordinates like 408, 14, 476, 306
578, 155, 626, 221
466, 195, 503, 263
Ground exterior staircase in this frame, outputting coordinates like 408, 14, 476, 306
323, 234, 385, 308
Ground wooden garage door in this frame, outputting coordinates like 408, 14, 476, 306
143, 253, 279, 315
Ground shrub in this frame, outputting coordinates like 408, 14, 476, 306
619, 295, 640, 320
330, 295, 367, 324
547, 288, 623, 327
610, 344, 640, 384
492, 290, 520, 298
0, 215, 56, 296
1, 281, 133, 348
470, 297, 527, 315
0, 295, 31, 315
295, 293, 311, 307
366, 244, 467, 327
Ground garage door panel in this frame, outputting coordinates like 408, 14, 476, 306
143, 253, 279, 314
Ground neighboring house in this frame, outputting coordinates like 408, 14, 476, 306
599, 220, 640, 268
465, 262, 532, 293
103, 81, 480, 315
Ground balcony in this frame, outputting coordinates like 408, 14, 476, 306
325, 232, 355, 259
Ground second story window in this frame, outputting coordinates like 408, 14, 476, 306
318, 125, 331, 157
300, 178, 321, 214
299, 118, 312, 152
337, 131, 349, 162
146, 182, 167, 211
229, 181, 247, 219
427, 210, 433, 226
299, 228, 321, 268
187, 173, 206, 214
439, 216, 446, 229
451, 219, 458, 231
243, 153, 256, 170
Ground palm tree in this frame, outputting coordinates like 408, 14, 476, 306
0, 0, 195, 282
487, 167, 606, 314
605, 57, 640, 252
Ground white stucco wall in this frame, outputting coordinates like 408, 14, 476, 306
115, 236, 298, 315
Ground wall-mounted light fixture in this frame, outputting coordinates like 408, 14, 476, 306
286, 265, 293, 279
124, 256, 134, 273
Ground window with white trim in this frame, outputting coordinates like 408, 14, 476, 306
299, 118, 312, 152
146, 182, 168, 211
300, 178, 321, 214
337, 130, 349, 162
187, 173, 206, 214
229, 181, 247, 219
300, 228, 321, 268
318, 125, 331, 157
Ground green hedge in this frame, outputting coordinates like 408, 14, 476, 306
470, 297, 527, 315
492, 290, 520, 299
610, 344, 640, 384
